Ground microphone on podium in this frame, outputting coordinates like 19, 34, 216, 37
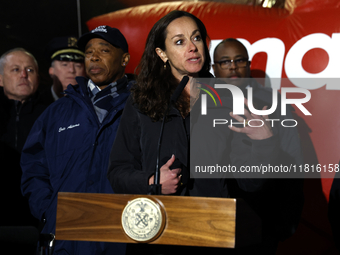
148, 76, 189, 195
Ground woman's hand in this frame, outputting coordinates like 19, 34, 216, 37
229, 98, 273, 140
149, 155, 182, 194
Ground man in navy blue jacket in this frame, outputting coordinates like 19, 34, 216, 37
21, 26, 133, 255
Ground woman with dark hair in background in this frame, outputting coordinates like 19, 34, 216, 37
107, 10, 279, 254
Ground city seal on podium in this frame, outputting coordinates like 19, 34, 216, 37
121, 197, 165, 242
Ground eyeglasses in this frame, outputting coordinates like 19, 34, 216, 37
214, 58, 249, 69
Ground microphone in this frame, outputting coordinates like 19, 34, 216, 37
148, 76, 189, 195
171, 76, 189, 103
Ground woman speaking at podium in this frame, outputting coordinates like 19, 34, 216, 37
107, 10, 278, 255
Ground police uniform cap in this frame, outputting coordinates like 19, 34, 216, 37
45, 36, 85, 63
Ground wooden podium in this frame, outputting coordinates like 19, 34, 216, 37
56, 192, 261, 248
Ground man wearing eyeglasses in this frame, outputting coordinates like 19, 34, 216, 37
212, 38, 304, 253
213, 38, 250, 88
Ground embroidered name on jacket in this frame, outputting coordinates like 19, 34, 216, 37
58, 124, 80, 133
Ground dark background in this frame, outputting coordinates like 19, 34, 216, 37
0, 0, 128, 89
0, 0, 276, 90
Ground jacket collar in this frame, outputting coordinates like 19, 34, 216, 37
0, 87, 40, 113
66, 75, 130, 97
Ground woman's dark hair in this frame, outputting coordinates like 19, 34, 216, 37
132, 10, 211, 121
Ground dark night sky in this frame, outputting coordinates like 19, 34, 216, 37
0, 0, 262, 88
0, 0, 127, 88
